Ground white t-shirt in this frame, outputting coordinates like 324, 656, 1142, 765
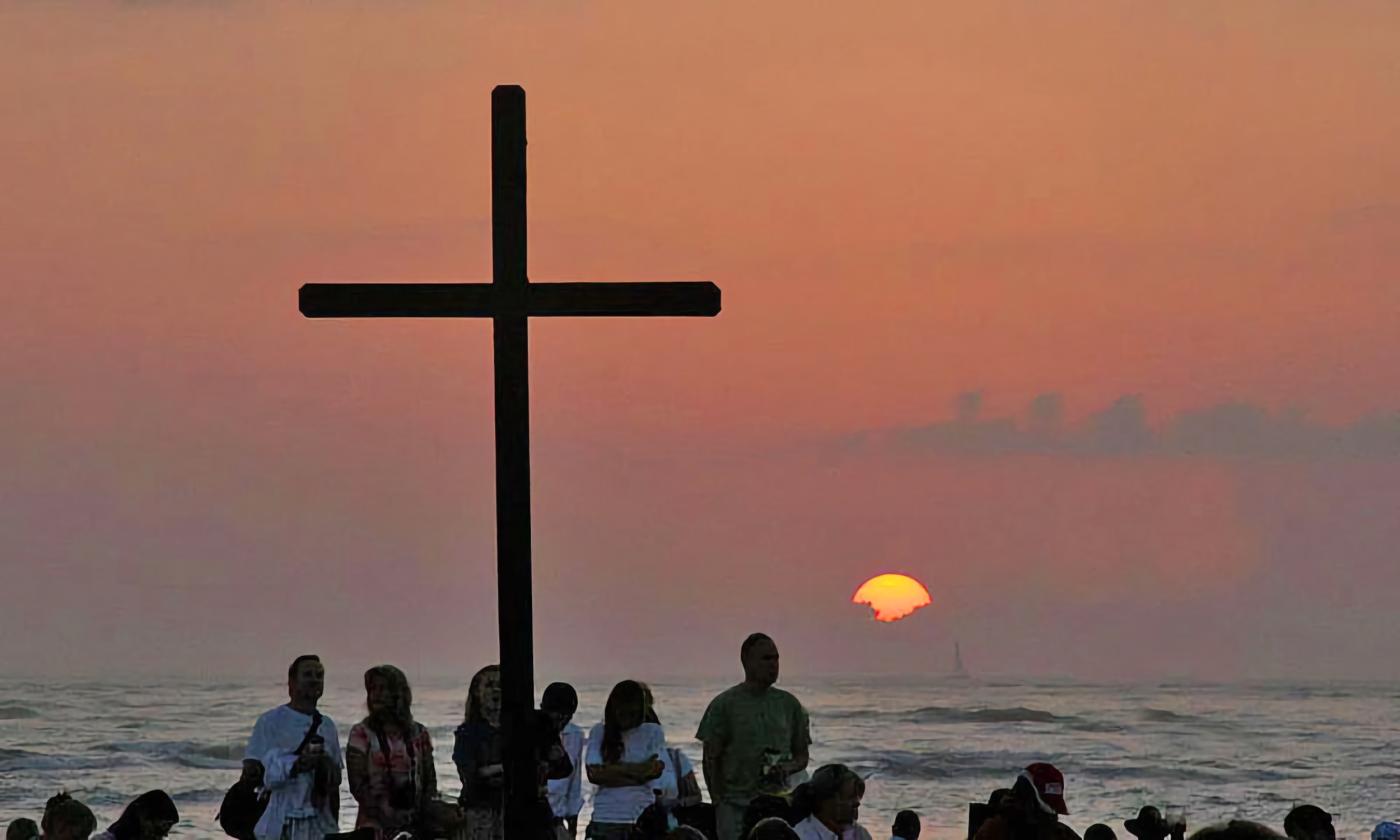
245, 704, 343, 840
586, 721, 667, 824
548, 722, 586, 818
654, 746, 695, 802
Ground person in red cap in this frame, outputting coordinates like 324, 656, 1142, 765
971, 763, 1078, 840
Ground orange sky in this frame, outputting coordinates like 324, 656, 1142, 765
2, 1, 1399, 679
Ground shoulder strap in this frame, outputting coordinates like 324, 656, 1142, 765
292, 710, 323, 755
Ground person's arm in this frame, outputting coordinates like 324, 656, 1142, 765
420, 728, 439, 800
586, 755, 664, 787
346, 746, 375, 817
783, 702, 812, 778
700, 740, 725, 802
676, 771, 703, 808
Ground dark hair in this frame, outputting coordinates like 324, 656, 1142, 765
1189, 822, 1286, 840
741, 633, 774, 660
790, 764, 863, 824
894, 811, 921, 833
988, 788, 1014, 808
106, 790, 179, 840
601, 680, 648, 763
6, 818, 39, 840
748, 818, 799, 840
42, 793, 96, 838
541, 682, 578, 715
742, 798, 794, 840
1087, 825, 1119, 840
288, 654, 321, 682
1285, 807, 1332, 840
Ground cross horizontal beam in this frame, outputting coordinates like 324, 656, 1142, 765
299, 281, 721, 318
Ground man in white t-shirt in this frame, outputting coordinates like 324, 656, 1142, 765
543, 682, 587, 840
243, 654, 343, 840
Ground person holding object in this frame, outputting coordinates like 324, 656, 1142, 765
346, 665, 439, 840
245, 655, 343, 840
697, 633, 811, 840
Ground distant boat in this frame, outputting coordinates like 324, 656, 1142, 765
950, 640, 971, 679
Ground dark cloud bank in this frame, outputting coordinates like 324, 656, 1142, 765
859, 392, 1400, 459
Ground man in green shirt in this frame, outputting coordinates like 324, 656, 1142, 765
697, 633, 812, 840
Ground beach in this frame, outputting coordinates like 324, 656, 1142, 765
2, 676, 1395, 840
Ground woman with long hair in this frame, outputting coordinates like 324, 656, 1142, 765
92, 790, 178, 840
584, 680, 667, 840
346, 665, 438, 840
454, 665, 505, 840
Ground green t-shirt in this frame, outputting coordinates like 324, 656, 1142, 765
695, 683, 811, 805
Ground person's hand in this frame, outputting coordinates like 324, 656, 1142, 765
639, 755, 664, 781
293, 753, 321, 775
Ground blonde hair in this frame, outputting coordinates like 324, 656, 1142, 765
464, 664, 501, 724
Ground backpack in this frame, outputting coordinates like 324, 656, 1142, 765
216, 779, 267, 840
219, 710, 323, 840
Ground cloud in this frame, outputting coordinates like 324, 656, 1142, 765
881, 393, 1400, 459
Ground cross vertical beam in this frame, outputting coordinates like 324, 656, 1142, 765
491, 85, 537, 840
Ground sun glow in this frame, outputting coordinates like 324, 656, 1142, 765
852, 573, 932, 623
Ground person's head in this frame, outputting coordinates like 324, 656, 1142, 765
107, 790, 178, 840
988, 789, 1015, 812
893, 811, 921, 840
286, 654, 324, 707
1014, 763, 1068, 821
806, 764, 865, 831
1188, 821, 1284, 840
465, 664, 502, 727
1126, 807, 1169, 840
41, 793, 96, 840
540, 682, 579, 730
8, 819, 40, 840
364, 664, 414, 730
1285, 807, 1335, 840
748, 818, 800, 840
1087, 825, 1119, 840
604, 680, 649, 732
744, 795, 795, 839
741, 633, 780, 687
1372, 823, 1400, 840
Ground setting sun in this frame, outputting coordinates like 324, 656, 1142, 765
852, 573, 932, 623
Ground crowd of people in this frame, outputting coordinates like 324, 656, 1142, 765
4, 633, 1383, 840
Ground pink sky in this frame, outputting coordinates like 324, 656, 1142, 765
3, 1, 1399, 680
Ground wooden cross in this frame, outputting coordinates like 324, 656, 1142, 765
299, 85, 720, 836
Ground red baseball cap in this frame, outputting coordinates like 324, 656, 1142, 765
1019, 763, 1069, 815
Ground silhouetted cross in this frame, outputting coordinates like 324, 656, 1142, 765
299, 85, 720, 837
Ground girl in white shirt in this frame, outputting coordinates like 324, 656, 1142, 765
585, 680, 667, 840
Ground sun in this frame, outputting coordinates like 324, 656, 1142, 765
852, 573, 932, 623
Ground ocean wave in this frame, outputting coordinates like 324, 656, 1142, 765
1141, 708, 1198, 722
0, 704, 41, 719
906, 705, 1063, 724
95, 740, 244, 769
0, 751, 132, 772
847, 749, 1038, 781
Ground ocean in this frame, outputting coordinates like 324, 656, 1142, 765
2, 676, 1396, 840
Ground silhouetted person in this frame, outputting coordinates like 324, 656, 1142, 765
750, 820, 801, 840
1284, 808, 1334, 840
892, 812, 921, 840
790, 764, 871, 840
41, 793, 97, 840
585, 680, 667, 840
455, 665, 506, 840
1372, 823, 1400, 840
1187, 822, 1283, 840
1126, 808, 1170, 840
543, 682, 586, 840
1085, 826, 1117, 840
346, 665, 438, 840
698, 633, 812, 840
8, 820, 40, 840
972, 764, 1078, 840
93, 791, 178, 840
245, 654, 343, 840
